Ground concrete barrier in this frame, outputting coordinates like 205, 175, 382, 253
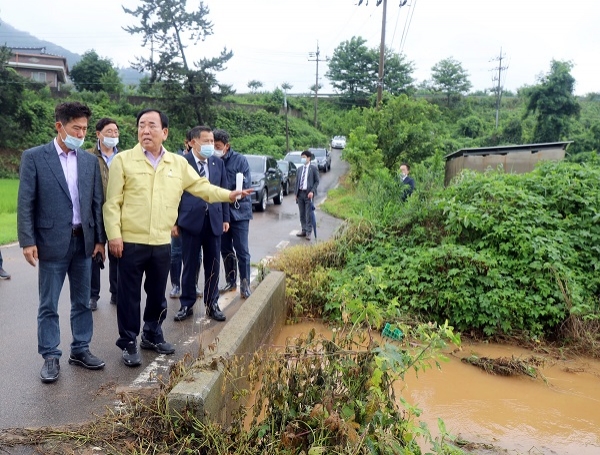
167, 270, 286, 424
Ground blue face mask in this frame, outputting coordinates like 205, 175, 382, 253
300, 157, 307, 164
61, 126, 84, 150
200, 144, 214, 158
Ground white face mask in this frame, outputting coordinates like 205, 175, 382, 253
102, 135, 119, 148
61, 126, 84, 150
214, 148, 224, 158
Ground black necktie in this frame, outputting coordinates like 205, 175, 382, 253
199, 161, 206, 178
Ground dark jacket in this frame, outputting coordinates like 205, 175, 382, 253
221, 148, 253, 222
87, 141, 118, 200
17, 140, 105, 261
401, 175, 415, 201
177, 153, 230, 236
295, 163, 320, 196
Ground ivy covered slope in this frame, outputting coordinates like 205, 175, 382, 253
324, 160, 600, 339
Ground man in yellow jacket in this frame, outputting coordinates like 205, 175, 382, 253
103, 108, 252, 367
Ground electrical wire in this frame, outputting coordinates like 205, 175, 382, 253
399, 0, 418, 54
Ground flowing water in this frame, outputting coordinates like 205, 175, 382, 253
272, 322, 600, 454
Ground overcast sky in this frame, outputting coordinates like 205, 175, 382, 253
1, 0, 598, 95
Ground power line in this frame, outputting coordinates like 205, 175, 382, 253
490, 47, 509, 129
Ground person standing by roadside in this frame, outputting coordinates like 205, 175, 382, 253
103, 109, 252, 368
295, 150, 319, 241
399, 163, 415, 201
213, 129, 253, 299
17, 101, 106, 383
87, 118, 120, 310
174, 126, 229, 322
0, 250, 10, 279
169, 131, 202, 299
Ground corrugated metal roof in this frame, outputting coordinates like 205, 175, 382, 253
445, 141, 573, 161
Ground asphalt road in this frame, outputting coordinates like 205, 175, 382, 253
0, 147, 348, 430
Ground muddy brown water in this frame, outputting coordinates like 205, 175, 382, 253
272, 322, 600, 455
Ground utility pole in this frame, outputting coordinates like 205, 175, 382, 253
284, 91, 289, 153
491, 48, 508, 130
376, 0, 388, 108
308, 42, 327, 128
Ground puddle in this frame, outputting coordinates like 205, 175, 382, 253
272, 322, 600, 454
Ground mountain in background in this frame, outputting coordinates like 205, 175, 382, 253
0, 19, 143, 85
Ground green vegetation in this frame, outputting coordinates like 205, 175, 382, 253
0, 179, 18, 245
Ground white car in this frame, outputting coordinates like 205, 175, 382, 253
331, 135, 346, 149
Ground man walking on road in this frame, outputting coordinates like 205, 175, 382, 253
213, 129, 253, 299
17, 102, 106, 383
295, 150, 320, 241
103, 109, 252, 368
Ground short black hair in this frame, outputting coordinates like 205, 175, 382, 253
95, 117, 119, 132
213, 129, 230, 144
55, 102, 92, 124
188, 125, 213, 140
401, 163, 410, 171
136, 108, 168, 129
301, 150, 312, 159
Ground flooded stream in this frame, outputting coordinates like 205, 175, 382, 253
272, 322, 600, 454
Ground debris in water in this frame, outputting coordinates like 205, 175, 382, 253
461, 355, 545, 378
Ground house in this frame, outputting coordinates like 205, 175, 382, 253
444, 141, 572, 186
7, 47, 68, 90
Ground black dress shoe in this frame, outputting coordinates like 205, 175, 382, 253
140, 337, 175, 354
122, 342, 142, 367
206, 303, 226, 321
89, 298, 98, 311
219, 282, 237, 293
174, 306, 193, 321
68, 350, 105, 370
40, 357, 60, 383
296, 231, 307, 237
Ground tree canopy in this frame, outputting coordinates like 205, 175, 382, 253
524, 60, 581, 143
69, 50, 122, 93
429, 57, 472, 107
123, 0, 232, 126
326, 36, 414, 107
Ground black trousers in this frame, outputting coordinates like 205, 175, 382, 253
116, 243, 170, 349
90, 249, 118, 301
180, 219, 221, 310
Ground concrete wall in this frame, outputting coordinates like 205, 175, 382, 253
445, 146, 566, 185
167, 271, 286, 424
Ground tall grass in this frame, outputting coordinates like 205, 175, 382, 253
0, 179, 18, 245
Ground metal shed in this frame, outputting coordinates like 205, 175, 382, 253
444, 141, 572, 186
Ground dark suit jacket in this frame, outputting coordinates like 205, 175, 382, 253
17, 140, 105, 261
177, 154, 230, 236
295, 163, 320, 196
401, 175, 415, 201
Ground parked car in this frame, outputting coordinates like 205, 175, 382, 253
277, 159, 297, 196
331, 135, 346, 149
244, 154, 284, 212
283, 150, 304, 169
309, 147, 332, 172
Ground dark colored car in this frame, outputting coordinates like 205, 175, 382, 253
244, 154, 284, 212
283, 150, 304, 169
277, 159, 297, 196
309, 147, 332, 172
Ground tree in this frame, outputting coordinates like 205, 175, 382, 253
281, 82, 293, 92
326, 36, 414, 107
309, 83, 323, 94
70, 50, 122, 93
123, 0, 232, 126
0, 46, 36, 148
247, 80, 263, 93
524, 60, 581, 143
430, 57, 472, 107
